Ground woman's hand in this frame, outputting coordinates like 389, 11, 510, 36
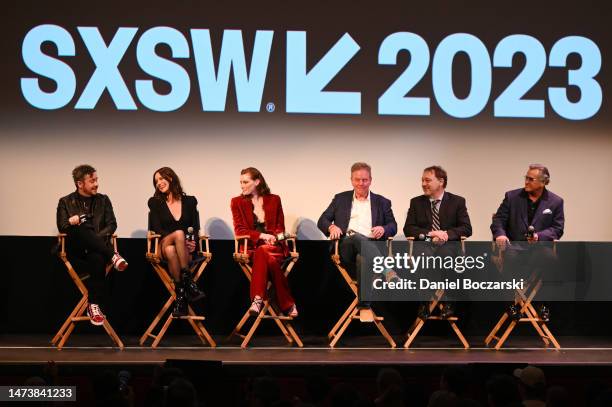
259, 233, 277, 245
186, 239, 197, 253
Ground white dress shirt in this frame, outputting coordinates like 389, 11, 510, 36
348, 191, 373, 237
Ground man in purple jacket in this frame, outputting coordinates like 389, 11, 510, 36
491, 164, 564, 245
490, 164, 564, 321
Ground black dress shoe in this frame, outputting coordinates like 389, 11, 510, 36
508, 304, 522, 321
440, 303, 454, 319
417, 304, 430, 321
539, 304, 550, 322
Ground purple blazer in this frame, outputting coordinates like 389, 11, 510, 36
491, 188, 564, 241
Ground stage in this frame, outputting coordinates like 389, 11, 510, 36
2, 335, 612, 366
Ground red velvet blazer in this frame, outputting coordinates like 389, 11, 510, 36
230, 194, 287, 251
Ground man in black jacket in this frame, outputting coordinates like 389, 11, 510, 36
403, 165, 472, 318
56, 164, 128, 326
403, 166, 472, 242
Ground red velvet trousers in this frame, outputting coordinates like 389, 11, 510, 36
250, 244, 294, 311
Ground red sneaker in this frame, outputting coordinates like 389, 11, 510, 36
111, 252, 128, 272
87, 303, 105, 326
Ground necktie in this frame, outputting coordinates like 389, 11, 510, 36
431, 199, 441, 231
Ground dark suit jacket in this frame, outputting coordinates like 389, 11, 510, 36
403, 191, 472, 241
148, 195, 200, 239
317, 190, 397, 239
491, 188, 564, 241
56, 191, 117, 237
231, 194, 286, 250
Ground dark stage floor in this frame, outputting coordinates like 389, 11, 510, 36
2, 335, 612, 365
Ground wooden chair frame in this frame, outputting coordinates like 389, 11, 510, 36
139, 231, 216, 348
327, 237, 396, 348
51, 233, 124, 350
403, 237, 469, 349
228, 235, 303, 349
484, 241, 560, 350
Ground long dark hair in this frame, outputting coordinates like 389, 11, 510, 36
241, 167, 271, 196
153, 167, 184, 200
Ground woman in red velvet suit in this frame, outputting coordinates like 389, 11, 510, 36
230, 167, 298, 317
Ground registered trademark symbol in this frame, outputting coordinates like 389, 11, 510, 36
266, 102, 275, 112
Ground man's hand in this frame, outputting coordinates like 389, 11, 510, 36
68, 215, 80, 226
329, 225, 343, 240
495, 235, 510, 249
527, 233, 539, 244
429, 230, 448, 242
186, 240, 196, 253
371, 226, 385, 239
259, 233, 277, 245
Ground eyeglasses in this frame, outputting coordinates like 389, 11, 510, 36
524, 176, 541, 183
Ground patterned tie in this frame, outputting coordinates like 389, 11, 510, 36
431, 199, 441, 231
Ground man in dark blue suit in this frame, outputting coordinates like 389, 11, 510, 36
318, 162, 397, 321
490, 164, 564, 321
491, 164, 564, 245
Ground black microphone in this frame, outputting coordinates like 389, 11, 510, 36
525, 225, 535, 239
418, 233, 432, 242
186, 226, 197, 243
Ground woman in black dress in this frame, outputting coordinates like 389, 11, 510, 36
148, 167, 204, 316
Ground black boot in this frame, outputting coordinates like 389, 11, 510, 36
181, 269, 205, 302
173, 282, 188, 317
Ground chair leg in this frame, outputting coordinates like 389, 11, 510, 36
283, 321, 304, 348
52, 296, 87, 345
485, 312, 509, 346
56, 300, 88, 350
241, 304, 268, 349
449, 321, 470, 349
268, 304, 294, 344
330, 307, 359, 348
372, 313, 396, 348
494, 320, 518, 350
328, 298, 359, 340
539, 323, 561, 349
404, 319, 426, 348
102, 319, 125, 350
228, 309, 252, 341
193, 320, 217, 348
140, 296, 174, 346
151, 314, 174, 349
522, 303, 551, 346
186, 305, 217, 348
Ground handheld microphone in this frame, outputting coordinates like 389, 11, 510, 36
78, 214, 92, 225
525, 225, 535, 239
186, 226, 196, 242
418, 233, 432, 242
275, 231, 293, 242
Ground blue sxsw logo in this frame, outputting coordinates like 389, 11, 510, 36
21, 24, 602, 119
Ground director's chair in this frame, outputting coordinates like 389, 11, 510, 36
327, 237, 396, 348
228, 235, 303, 349
484, 240, 560, 350
51, 233, 124, 350
403, 237, 469, 349
139, 230, 216, 348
